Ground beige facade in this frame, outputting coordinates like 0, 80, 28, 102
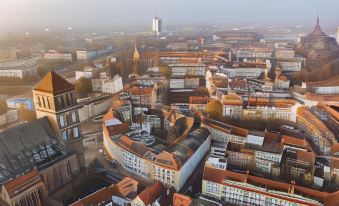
202, 123, 247, 144
202, 165, 327, 206
103, 129, 211, 191
33, 71, 85, 167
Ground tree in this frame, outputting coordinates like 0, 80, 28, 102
206, 99, 223, 119
193, 87, 210, 97
105, 61, 122, 77
18, 103, 36, 122
159, 66, 171, 79
75, 77, 93, 98
0, 99, 8, 115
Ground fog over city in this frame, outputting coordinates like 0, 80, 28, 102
1, 0, 339, 205
1, 0, 339, 33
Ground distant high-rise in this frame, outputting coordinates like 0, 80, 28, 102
152, 16, 162, 35
336, 27, 339, 44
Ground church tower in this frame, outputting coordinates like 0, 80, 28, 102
133, 44, 140, 74
33, 71, 85, 167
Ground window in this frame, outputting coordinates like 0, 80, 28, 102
59, 115, 65, 127
69, 93, 74, 105
66, 160, 72, 177
62, 131, 68, 141
71, 111, 77, 123
60, 96, 65, 108
73, 127, 79, 138
42, 96, 46, 108
66, 93, 71, 106
37, 96, 42, 107
46, 98, 51, 109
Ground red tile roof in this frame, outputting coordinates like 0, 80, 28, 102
137, 181, 166, 205
296, 151, 315, 165
129, 86, 153, 95
297, 106, 332, 137
248, 97, 295, 108
203, 165, 339, 206
4, 169, 42, 195
70, 177, 138, 206
189, 96, 210, 104
318, 103, 339, 122
280, 135, 311, 149
173, 193, 192, 206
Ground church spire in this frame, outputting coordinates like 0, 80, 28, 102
133, 43, 139, 59
133, 43, 140, 74
316, 14, 320, 29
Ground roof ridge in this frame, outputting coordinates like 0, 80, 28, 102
34, 71, 74, 95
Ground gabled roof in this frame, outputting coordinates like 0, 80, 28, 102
70, 177, 138, 206
34, 71, 74, 95
137, 181, 166, 205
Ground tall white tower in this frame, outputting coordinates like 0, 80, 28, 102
336, 27, 339, 44
152, 16, 162, 35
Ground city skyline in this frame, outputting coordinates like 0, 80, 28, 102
1, 0, 339, 32
0, 1, 339, 206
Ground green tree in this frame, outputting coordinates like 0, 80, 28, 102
206, 99, 223, 119
193, 87, 210, 97
0, 99, 8, 115
75, 77, 93, 98
105, 61, 122, 77
159, 66, 171, 79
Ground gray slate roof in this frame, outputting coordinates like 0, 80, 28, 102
0, 117, 62, 184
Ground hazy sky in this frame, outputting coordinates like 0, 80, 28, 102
0, 0, 338, 31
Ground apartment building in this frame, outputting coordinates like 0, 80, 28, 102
202, 164, 338, 206
103, 108, 211, 191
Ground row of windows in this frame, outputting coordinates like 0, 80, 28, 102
59, 111, 78, 128
56, 93, 76, 109
204, 183, 310, 206
153, 166, 175, 185
36, 92, 76, 111
37, 95, 51, 109
62, 127, 80, 142
256, 152, 281, 162
13, 188, 42, 206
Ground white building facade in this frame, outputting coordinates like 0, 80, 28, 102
102, 75, 123, 94
152, 17, 163, 34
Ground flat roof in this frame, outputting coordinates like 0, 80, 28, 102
0, 58, 38, 70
